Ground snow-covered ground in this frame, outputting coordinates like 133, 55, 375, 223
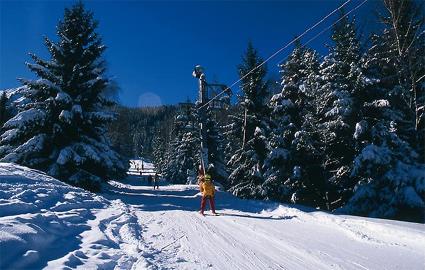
0, 163, 144, 269
129, 159, 156, 176
0, 161, 424, 269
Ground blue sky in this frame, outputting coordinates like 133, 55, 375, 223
0, 0, 378, 107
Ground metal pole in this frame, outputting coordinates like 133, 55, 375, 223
193, 65, 209, 170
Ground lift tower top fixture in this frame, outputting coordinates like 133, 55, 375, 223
193, 65, 209, 171
192, 65, 232, 172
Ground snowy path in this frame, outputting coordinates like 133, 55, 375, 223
103, 171, 425, 270
1, 161, 424, 269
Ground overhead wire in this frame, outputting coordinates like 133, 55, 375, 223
279, 0, 368, 63
416, 74, 425, 83
197, 0, 371, 111
195, 0, 368, 168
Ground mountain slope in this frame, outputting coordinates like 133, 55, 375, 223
0, 161, 424, 269
106, 176, 425, 270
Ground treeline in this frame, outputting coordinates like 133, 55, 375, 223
107, 105, 177, 159
155, 0, 425, 222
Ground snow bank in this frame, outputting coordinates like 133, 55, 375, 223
0, 163, 143, 270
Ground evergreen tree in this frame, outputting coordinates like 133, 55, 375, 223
316, 11, 366, 209
366, 0, 425, 159
0, 2, 127, 191
265, 41, 323, 205
341, 0, 425, 222
0, 92, 10, 127
222, 105, 244, 174
205, 108, 228, 183
163, 103, 200, 184
341, 96, 425, 222
152, 131, 166, 174
238, 42, 269, 146
227, 42, 270, 199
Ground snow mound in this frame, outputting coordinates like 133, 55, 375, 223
0, 163, 143, 270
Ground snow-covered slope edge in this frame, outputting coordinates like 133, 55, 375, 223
0, 162, 144, 270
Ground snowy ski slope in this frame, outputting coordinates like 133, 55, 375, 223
0, 161, 424, 269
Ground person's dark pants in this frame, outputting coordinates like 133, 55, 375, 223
200, 195, 216, 213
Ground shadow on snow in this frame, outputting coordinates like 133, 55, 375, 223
102, 174, 304, 221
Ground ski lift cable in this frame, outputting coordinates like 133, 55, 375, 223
416, 74, 425, 83
197, 0, 361, 111
287, 0, 368, 63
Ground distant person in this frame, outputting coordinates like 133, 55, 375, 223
199, 165, 217, 216
147, 175, 152, 186
153, 173, 159, 190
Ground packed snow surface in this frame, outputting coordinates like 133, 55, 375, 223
0, 161, 424, 269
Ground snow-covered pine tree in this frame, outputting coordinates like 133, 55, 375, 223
227, 42, 270, 199
340, 0, 425, 222
163, 103, 200, 184
0, 2, 127, 191
152, 132, 166, 174
316, 11, 365, 209
341, 97, 425, 222
264, 40, 323, 205
238, 42, 270, 147
222, 105, 244, 172
204, 108, 229, 184
0, 92, 10, 127
366, 0, 425, 160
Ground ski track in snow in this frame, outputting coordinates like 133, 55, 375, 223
1, 160, 424, 269
104, 160, 425, 270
